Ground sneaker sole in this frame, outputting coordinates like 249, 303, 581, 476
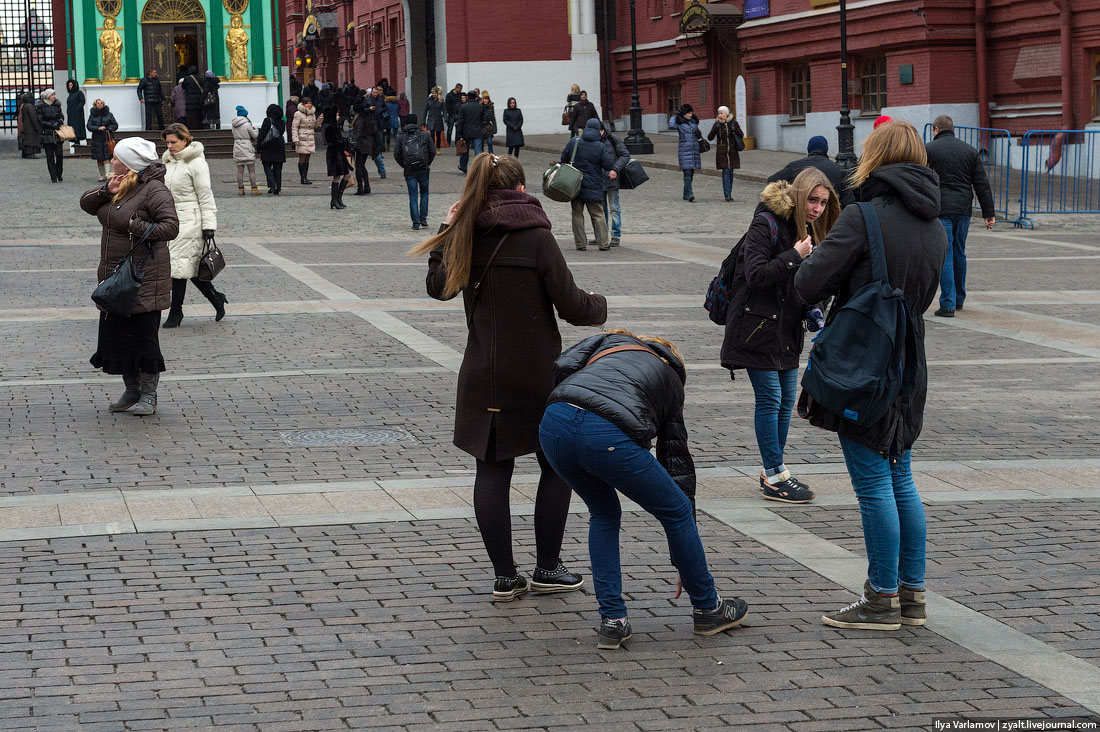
821, 615, 901, 630
597, 632, 631, 650
530, 579, 584, 593
492, 586, 529, 603
762, 493, 815, 504
901, 616, 926, 626
693, 611, 748, 636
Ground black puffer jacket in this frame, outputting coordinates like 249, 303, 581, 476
768, 150, 856, 208
794, 162, 947, 457
925, 130, 995, 217
720, 181, 809, 372
137, 75, 164, 104
86, 105, 118, 161
548, 333, 696, 504
36, 99, 64, 142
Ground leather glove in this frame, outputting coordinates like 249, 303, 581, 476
202, 229, 215, 241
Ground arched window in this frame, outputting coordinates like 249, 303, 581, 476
141, 0, 206, 24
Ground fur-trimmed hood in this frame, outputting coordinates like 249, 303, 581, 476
162, 140, 205, 164
759, 179, 795, 220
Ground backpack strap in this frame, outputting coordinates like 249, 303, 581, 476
758, 211, 779, 246
856, 202, 889, 283
585, 343, 659, 368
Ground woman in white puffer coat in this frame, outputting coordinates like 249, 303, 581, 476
231, 105, 259, 195
160, 123, 227, 328
291, 98, 322, 184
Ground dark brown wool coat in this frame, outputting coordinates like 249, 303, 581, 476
426, 190, 607, 461
80, 164, 179, 314
707, 119, 743, 170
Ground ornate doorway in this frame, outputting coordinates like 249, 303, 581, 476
141, 0, 207, 119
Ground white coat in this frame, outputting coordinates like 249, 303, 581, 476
292, 107, 321, 154
162, 141, 217, 279
231, 115, 258, 163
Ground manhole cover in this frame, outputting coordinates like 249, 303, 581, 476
279, 426, 416, 447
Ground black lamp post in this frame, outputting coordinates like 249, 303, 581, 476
834, 0, 856, 169
623, 0, 653, 154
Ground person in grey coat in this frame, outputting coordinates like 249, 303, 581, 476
601, 123, 630, 247
669, 104, 701, 201
423, 87, 445, 149
503, 97, 524, 157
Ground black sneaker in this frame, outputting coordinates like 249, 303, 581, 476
760, 475, 815, 504
492, 573, 529, 602
531, 562, 584, 593
934, 308, 955, 318
597, 618, 632, 649
693, 597, 749, 636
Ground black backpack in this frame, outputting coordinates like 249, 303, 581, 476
400, 130, 429, 170
800, 202, 912, 427
704, 212, 778, 325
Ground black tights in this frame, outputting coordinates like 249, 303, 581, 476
474, 451, 571, 577
508, 145, 521, 158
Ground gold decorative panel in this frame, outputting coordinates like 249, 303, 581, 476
141, 0, 207, 24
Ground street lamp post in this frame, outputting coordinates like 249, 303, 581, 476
834, 0, 857, 169
624, 0, 654, 155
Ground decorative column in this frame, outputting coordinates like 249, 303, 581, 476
249, 0, 268, 80
122, 0, 139, 81
81, 0, 100, 82
209, 0, 226, 78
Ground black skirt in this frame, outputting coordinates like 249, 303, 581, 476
326, 145, 351, 177
89, 310, 166, 375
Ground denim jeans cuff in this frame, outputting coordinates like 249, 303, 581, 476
764, 465, 789, 481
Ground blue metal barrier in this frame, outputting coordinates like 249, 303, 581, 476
1014, 130, 1100, 228
924, 123, 1013, 221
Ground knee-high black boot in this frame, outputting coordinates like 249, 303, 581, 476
191, 277, 227, 321
299, 161, 312, 185
330, 182, 345, 209
164, 278, 186, 328
337, 179, 349, 206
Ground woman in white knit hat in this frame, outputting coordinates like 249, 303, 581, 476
80, 137, 179, 416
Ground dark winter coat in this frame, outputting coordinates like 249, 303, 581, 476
602, 131, 630, 190
352, 109, 380, 156
365, 93, 388, 129
394, 123, 436, 173
480, 103, 497, 139
182, 74, 203, 111
768, 150, 856, 208
36, 99, 64, 144
18, 99, 42, 150
444, 89, 463, 119
569, 99, 598, 134
202, 76, 220, 116
87, 106, 119, 161
423, 96, 445, 131
426, 190, 608, 461
708, 119, 742, 170
561, 119, 616, 203
66, 82, 86, 140
137, 75, 164, 104
669, 115, 701, 170
323, 123, 351, 177
457, 99, 484, 142
925, 130, 995, 218
257, 112, 286, 163
503, 107, 524, 147
80, 164, 180, 314
720, 181, 809, 372
793, 162, 947, 457
548, 332, 695, 504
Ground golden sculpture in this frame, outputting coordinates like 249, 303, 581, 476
99, 17, 123, 82
226, 14, 249, 80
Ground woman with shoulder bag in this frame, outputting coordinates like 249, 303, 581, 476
794, 121, 947, 630
81, 137, 179, 416
720, 167, 840, 504
708, 105, 743, 202
668, 104, 701, 202
87, 99, 118, 181
160, 123, 227, 327
410, 153, 608, 602
257, 104, 286, 195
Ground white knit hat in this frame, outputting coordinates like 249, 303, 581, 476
113, 137, 159, 173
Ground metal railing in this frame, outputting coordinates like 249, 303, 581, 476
924, 123, 1014, 221
1014, 129, 1100, 229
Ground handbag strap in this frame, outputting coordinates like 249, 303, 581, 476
465, 231, 512, 326
568, 134, 580, 165
585, 343, 659, 368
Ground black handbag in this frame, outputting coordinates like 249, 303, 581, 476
91, 223, 156, 317
196, 234, 226, 281
696, 128, 711, 154
618, 159, 649, 190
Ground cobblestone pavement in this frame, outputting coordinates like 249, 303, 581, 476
1, 146, 1099, 730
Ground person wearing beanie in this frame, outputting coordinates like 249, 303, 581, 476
669, 103, 701, 201
201, 70, 221, 129
35, 88, 65, 182
708, 104, 744, 202
81, 136, 179, 417
767, 134, 855, 207
874, 115, 893, 129
561, 117, 616, 250
231, 106, 259, 195
393, 112, 435, 229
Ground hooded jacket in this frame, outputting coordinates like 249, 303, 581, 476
87, 105, 118, 161
161, 141, 217, 279
602, 130, 630, 190
502, 107, 523, 147
720, 180, 810, 371
426, 190, 608, 461
257, 105, 286, 163
231, 114, 258, 162
669, 114, 701, 171
548, 332, 696, 504
561, 118, 616, 202
65, 80, 86, 140
925, 130, 995, 217
794, 162, 947, 456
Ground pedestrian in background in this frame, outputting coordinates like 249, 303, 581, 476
569, 90, 598, 136
457, 91, 484, 170
231, 105, 259, 196
424, 86, 445, 150
36, 89, 65, 183
137, 69, 164, 130
181, 67, 203, 130
170, 78, 187, 124
720, 168, 841, 504
257, 104, 286, 195
323, 112, 352, 210
292, 98, 322, 185
366, 86, 388, 178
768, 136, 855, 208
445, 83, 463, 146
160, 123, 227, 328
708, 105, 742, 202
201, 71, 221, 129
411, 152, 607, 603
81, 137, 178, 416
65, 79, 86, 144
480, 91, 497, 154
18, 92, 41, 159
562, 118, 616, 251
397, 91, 410, 126
540, 330, 749, 649
669, 104, 700, 202
394, 113, 435, 229
925, 114, 995, 318
564, 83, 582, 134
503, 97, 523, 157
794, 121, 946, 631
600, 122, 630, 248
87, 99, 118, 181
384, 93, 399, 150
351, 101, 379, 195
284, 95, 299, 139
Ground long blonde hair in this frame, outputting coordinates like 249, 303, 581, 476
789, 167, 840, 244
603, 328, 685, 366
849, 120, 927, 189
408, 153, 526, 299
112, 170, 139, 202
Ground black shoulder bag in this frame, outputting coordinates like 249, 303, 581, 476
91, 222, 157, 317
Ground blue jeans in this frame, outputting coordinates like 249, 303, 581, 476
603, 188, 621, 239
374, 152, 386, 177
471, 136, 484, 156
839, 436, 926, 595
405, 170, 429, 225
722, 169, 734, 199
539, 402, 718, 619
938, 215, 970, 310
485, 136, 494, 154
745, 368, 798, 476
682, 169, 694, 200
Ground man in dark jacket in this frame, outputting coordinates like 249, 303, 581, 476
181, 67, 204, 130
925, 114, 995, 317
364, 86, 388, 178
768, 136, 855, 208
600, 124, 630, 247
569, 91, 598, 136
444, 83, 464, 145
394, 114, 436, 231
137, 69, 164, 130
456, 94, 484, 173
562, 118, 616, 251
